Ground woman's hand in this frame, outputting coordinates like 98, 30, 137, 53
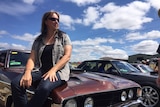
20, 72, 32, 88
42, 70, 58, 82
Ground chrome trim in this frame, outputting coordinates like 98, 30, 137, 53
117, 99, 142, 107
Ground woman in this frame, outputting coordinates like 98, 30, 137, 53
11, 11, 72, 107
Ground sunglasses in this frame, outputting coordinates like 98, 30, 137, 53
48, 17, 59, 22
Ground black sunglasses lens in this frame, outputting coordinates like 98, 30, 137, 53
49, 18, 59, 22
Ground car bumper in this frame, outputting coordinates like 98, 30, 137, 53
116, 99, 142, 107
51, 100, 142, 107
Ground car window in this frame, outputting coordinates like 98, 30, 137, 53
112, 61, 140, 73
140, 65, 153, 73
0, 52, 6, 66
98, 62, 106, 72
82, 62, 97, 71
9, 51, 29, 67
97, 61, 116, 73
105, 64, 114, 71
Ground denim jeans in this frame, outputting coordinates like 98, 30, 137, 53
11, 70, 63, 107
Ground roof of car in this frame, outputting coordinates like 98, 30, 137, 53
83, 59, 125, 62
0, 49, 30, 53
131, 63, 145, 65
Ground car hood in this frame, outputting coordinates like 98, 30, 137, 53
51, 72, 140, 103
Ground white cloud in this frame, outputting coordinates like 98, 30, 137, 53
126, 30, 160, 41
92, 1, 152, 30
60, 14, 75, 30
61, 1, 152, 31
71, 37, 128, 62
146, 0, 160, 10
23, 0, 35, 5
0, 42, 10, 49
72, 37, 117, 46
131, 40, 159, 55
60, 14, 82, 30
83, 6, 101, 26
0, 32, 39, 50
126, 32, 145, 41
0, 30, 9, 38
0, 42, 26, 50
11, 43, 27, 50
0, 30, 9, 35
12, 33, 39, 42
0, 0, 159, 62
63, 0, 101, 6
0, 2, 36, 16
23, 0, 44, 5
71, 45, 128, 62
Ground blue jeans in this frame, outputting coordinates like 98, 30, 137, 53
11, 70, 63, 107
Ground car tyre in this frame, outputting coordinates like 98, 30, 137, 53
141, 85, 160, 107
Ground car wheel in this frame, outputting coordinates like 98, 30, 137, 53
141, 85, 160, 107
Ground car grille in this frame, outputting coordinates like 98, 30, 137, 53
62, 87, 139, 107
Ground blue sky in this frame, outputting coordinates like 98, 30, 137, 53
0, 0, 160, 62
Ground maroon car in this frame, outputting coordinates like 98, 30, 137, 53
0, 49, 142, 107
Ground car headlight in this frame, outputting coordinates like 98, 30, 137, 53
64, 99, 77, 107
121, 91, 127, 101
84, 97, 94, 107
128, 89, 134, 99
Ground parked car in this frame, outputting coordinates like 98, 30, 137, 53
131, 63, 154, 73
0, 49, 142, 107
76, 59, 160, 107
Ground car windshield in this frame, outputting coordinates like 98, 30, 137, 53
139, 64, 153, 73
9, 51, 29, 68
112, 61, 140, 73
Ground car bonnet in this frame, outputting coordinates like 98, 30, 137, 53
50, 72, 140, 104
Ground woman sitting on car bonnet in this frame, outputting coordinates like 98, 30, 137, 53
11, 11, 72, 107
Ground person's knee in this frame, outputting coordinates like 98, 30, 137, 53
40, 82, 53, 92
38, 79, 61, 92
